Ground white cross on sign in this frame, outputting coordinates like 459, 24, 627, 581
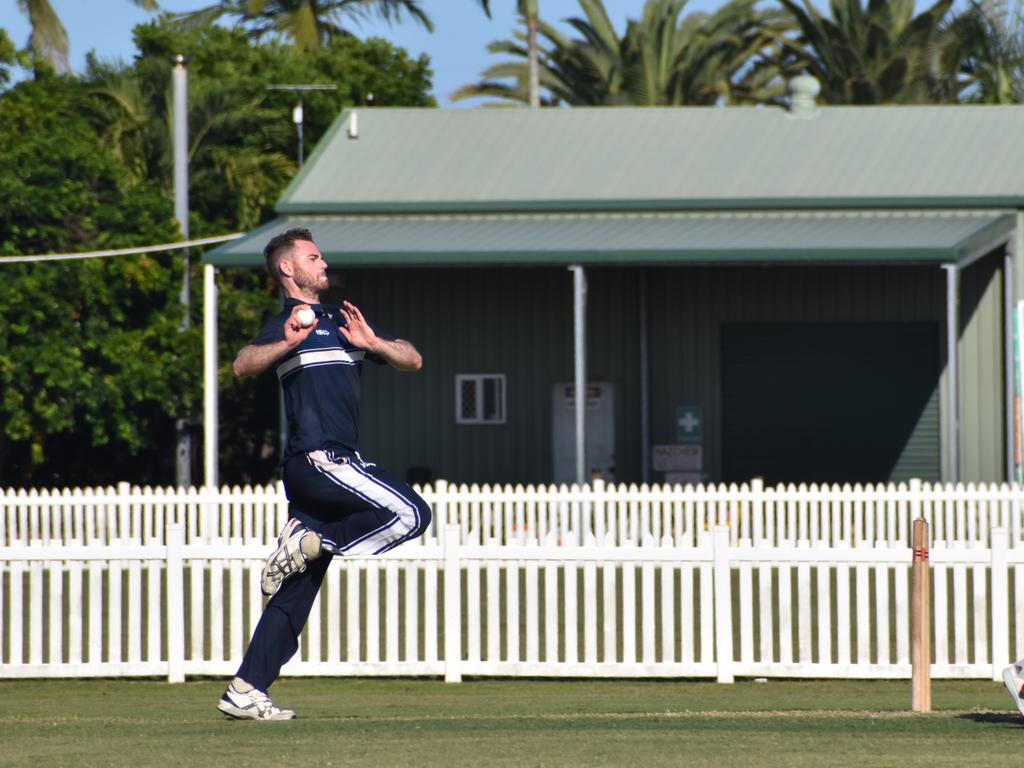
676, 406, 703, 444
679, 413, 700, 432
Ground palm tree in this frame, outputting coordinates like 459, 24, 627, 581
942, 0, 1024, 103
85, 59, 293, 229
16, 0, 159, 75
173, 0, 432, 50
773, 0, 960, 103
624, 0, 791, 105
456, 0, 788, 106
476, 0, 541, 107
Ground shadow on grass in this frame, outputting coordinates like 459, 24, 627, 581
955, 712, 1023, 728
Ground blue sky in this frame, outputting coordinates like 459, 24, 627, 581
0, 0, 720, 106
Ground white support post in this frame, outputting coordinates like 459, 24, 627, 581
166, 523, 186, 683
992, 526, 1010, 681
713, 525, 734, 683
444, 523, 462, 682
203, 264, 218, 488
1017, 300, 1024, 484
1005, 252, 1015, 482
945, 264, 960, 483
569, 265, 587, 485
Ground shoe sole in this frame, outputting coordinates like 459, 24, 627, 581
1002, 667, 1024, 719
217, 699, 295, 721
261, 521, 310, 597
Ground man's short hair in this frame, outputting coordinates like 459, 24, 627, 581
264, 228, 314, 281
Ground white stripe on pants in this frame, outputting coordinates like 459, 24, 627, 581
307, 450, 421, 555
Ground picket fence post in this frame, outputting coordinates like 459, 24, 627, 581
713, 525, 734, 683
166, 523, 186, 683
991, 526, 1009, 681
443, 523, 462, 683
434, 480, 449, 529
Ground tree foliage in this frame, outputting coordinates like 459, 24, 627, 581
171, 0, 432, 50
0, 76, 185, 486
455, 0, 789, 106
458, 0, 1021, 106
943, 0, 1024, 104
13, 0, 159, 75
768, 0, 962, 103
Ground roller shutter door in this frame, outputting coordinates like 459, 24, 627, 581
721, 323, 940, 484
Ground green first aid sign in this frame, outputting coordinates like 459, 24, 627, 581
676, 406, 703, 444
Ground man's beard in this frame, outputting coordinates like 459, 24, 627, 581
296, 271, 328, 294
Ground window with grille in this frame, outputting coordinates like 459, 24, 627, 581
455, 374, 506, 425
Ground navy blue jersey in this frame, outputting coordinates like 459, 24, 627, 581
251, 297, 395, 461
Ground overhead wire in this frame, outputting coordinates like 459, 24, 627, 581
0, 232, 244, 264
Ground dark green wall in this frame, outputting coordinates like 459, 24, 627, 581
330, 259, 1004, 485
958, 253, 1007, 482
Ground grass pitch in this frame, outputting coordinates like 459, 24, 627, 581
1, 678, 1019, 767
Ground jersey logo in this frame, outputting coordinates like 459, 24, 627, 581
315, 329, 330, 336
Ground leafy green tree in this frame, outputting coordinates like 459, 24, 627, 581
0, 75, 187, 486
172, 0, 432, 50
0, 28, 30, 86
773, 0, 960, 103
13, 0, 159, 75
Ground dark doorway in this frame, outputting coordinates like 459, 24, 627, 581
721, 323, 940, 484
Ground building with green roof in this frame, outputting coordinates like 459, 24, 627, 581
204, 84, 1024, 487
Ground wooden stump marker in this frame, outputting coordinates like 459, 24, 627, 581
911, 517, 931, 713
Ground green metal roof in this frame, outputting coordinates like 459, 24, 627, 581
277, 106, 1024, 213
204, 210, 1014, 267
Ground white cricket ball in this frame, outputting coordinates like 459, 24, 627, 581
296, 308, 315, 328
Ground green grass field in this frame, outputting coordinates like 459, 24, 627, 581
1, 678, 1020, 767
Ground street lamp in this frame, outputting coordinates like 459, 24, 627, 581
266, 84, 338, 168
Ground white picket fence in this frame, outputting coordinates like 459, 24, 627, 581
2, 478, 1024, 682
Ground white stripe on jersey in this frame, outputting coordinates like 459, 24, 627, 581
277, 348, 366, 379
307, 450, 421, 555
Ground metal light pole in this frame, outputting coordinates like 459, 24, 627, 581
266, 84, 338, 168
173, 54, 192, 488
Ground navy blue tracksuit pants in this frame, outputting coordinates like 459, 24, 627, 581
236, 450, 432, 691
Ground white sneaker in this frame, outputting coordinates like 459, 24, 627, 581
217, 684, 295, 720
1004, 662, 1024, 718
261, 518, 320, 597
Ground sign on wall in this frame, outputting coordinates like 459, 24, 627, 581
676, 406, 703, 444
652, 444, 702, 472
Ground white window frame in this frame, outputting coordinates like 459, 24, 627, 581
455, 373, 507, 425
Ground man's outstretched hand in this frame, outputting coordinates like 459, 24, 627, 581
339, 300, 422, 372
338, 300, 379, 351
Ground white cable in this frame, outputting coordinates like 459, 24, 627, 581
0, 232, 245, 264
